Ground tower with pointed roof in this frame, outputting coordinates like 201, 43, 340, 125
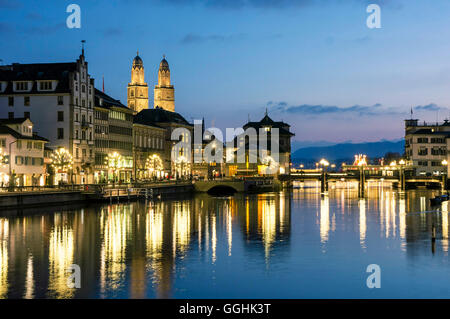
154, 55, 175, 112
128, 51, 149, 113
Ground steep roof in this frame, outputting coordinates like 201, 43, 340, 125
134, 108, 192, 126
0, 117, 29, 125
0, 125, 49, 142
94, 88, 130, 111
244, 114, 294, 136
0, 62, 78, 95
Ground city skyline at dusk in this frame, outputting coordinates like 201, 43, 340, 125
3, 1, 450, 143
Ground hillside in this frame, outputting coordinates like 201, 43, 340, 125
292, 140, 404, 161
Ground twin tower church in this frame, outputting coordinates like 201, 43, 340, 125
127, 52, 175, 113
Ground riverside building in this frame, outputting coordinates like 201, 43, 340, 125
0, 48, 95, 184
405, 118, 450, 176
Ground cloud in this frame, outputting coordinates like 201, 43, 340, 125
414, 103, 443, 111
180, 33, 246, 44
270, 101, 449, 117
283, 104, 382, 115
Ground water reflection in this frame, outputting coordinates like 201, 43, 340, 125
1, 188, 450, 298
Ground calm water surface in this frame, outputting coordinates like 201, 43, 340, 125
1, 187, 450, 299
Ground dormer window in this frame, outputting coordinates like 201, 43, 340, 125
39, 81, 53, 91
15, 81, 29, 91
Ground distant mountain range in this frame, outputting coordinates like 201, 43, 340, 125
292, 140, 405, 162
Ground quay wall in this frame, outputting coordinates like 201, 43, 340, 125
0, 191, 86, 210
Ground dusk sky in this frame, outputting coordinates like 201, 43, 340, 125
2, 0, 450, 145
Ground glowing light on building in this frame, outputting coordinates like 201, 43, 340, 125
145, 154, 164, 178
50, 148, 73, 184
353, 154, 367, 166
50, 148, 73, 172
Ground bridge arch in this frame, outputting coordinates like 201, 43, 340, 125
207, 185, 238, 196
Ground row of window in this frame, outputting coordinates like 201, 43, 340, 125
417, 148, 447, 156
109, 125, 133, 136
416, 137, 447, 144
73, 97, 92, 108
15, 156, 44, 166
134, 134, 164, 149
75, 129, 92, 141
75, 147, 93, 159
417, 161, 445, 167
7, 96, 64, 106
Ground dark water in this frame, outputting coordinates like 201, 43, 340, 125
1, 187, 450, 299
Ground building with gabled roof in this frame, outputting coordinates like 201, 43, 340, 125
0, 117, 49, 187
0, 48, 95, 184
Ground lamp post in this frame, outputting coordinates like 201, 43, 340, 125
398, 159, 406, 192
442, 159, 448, 191
319, 158, 329, 194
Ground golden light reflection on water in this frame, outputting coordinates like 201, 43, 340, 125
24, 255, 34, 299
442, 201, 449, 252
320, 196, 330, 244
100, 205, 131, 296
146, 204, 163, 259
48, 213, 74, 299
260, 196, 277, 258
359, 199, 366, 249
172, 202, 191, 254
0, 218, 8, 299
2, 186, 449, 299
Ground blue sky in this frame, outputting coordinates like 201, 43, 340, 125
2, 0, 450, 144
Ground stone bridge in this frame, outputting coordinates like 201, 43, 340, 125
194, 178, 275, 193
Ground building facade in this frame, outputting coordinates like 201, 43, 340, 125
0, 50, 95, 184
405, 119, 450, 176
154, 57, 175, 112
0, 118, 48, 187
133, 120, 166, 180
227, 113, 294, 177
94, 89, 134, 183
127, 52, 149, 113
134, 108, 193, 178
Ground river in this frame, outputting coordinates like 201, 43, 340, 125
0, 186, 449, 298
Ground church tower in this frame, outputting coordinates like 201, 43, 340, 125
128, 51, 149, 113
154, 56, 175, 112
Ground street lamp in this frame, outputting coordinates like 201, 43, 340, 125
319, 158, 329, 194
398, 159, 406, 192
